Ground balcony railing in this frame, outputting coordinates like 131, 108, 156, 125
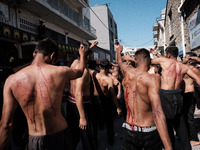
153, 23, 158, 31
153, 31, 158, 38
43, 0, 96, 36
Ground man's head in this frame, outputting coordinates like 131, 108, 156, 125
182, 52, 197, 65
99, 59, 112, 72
34, 38, 58, 64
165, 46, 178, 58
135, 48, 151, 69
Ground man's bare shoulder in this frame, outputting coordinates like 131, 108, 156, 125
70, 59, 79, 69
140, 73, 160, 86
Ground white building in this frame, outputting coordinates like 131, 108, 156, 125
89, 4, 118, 61
153, 8, 166, 55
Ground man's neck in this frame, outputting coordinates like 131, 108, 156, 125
136, 63, 148, 72
168, 56, 177, 61
32, 54, 46, 65
99, 69, 106, 75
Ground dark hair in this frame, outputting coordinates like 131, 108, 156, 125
35, 38, 58, 60
88, 60, 97, 70
186, 52, 197, 57
165, 46, 179, 58
100, 59, 112, 69
135, 48, 151, 67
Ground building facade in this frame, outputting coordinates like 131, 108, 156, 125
153, 8, 166, 55
162, 0, 200, 56
0, 0, 96, 67
89, 4, 118, 62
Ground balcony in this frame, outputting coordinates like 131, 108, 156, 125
18, 0, 96, 40
153, 23, 158, 31
153, 31, 158, 38
70, 0, 88, 8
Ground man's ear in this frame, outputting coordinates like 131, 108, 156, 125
50, 52, 56, 63
33, 51, 37, 58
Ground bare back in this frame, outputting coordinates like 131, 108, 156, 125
95, 73, 110, 96
9, 63, 68, 136
123, 68, 160, 127
157, 58, 187, 90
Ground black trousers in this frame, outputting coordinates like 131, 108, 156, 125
66, 101, 98, 150
26, 128, 72, 150
101, 97, 115, 145
91, 96, 105, 130
183, 92, 199, 141
122, 128, 162, 150
159, 89, 191, 150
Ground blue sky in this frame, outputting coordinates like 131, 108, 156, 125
90, 0, 167, 47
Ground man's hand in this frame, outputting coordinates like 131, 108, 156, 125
79, 117, 87, 130
189, 56, 200, 63
79, 44, 87, 57
123, 54, 135, 61
117, 107, 122, 116
150, 48, 158, 55
115, 43, 123, 53
117, 94, 121, 99
90, 41, 98, 49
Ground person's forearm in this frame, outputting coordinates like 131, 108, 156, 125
116, 51, 122, 65
152, 52, 164, 58
153, 110, 172, 150
76, 95, 86, 119
117, 83, 121, 98
0, 122, 13, 150
78, 56, 85, 75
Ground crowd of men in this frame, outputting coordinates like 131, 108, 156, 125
1, 38, 200, 150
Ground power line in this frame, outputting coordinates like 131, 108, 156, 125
86, 4, 110, 31
136, 39, 154, 47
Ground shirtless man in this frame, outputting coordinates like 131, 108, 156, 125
67, 41, 98, 150
182, 52, 200, 146
108, 66, 121, 99
151, 46, 200, 150
89, 59, 121, 145
115, 43, 172, 150
0, 38, 87, 150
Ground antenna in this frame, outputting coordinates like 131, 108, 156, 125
103, 3, 111, 6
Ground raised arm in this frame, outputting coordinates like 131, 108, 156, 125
108, 78, 121, 116
75, 70, 87, 130
64, 44, 87, 80
0, 77, 18, 150
89, 41, 98, 49
150, 48, 164, 58
115, 43, 129, 75
148, 76, 172, 150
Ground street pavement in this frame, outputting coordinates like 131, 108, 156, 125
77, 108, 200, 150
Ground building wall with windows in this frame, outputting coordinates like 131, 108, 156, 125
90, 4, 118, 62
165, 0, 200, 56
0, 0, 96, 67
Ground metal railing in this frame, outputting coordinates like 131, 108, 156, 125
43, 0, 96, 36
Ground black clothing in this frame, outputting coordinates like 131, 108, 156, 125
26, 128, 72, 150
159, 89, 191, 150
